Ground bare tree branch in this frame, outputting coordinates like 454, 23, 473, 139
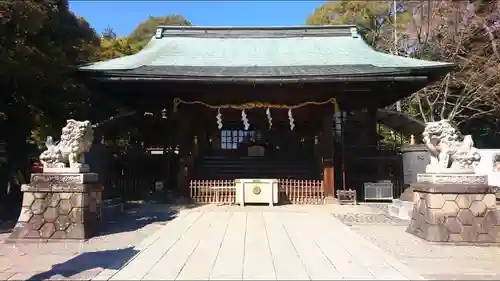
389, 1, 500, 125
482, 22, 500, 60
439, 73, 451, 120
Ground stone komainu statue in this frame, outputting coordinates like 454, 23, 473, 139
422, 119, 481, 173
39, 119, 94, 169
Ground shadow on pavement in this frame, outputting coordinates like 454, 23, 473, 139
0, 220, 15, 234
95, 202, 199, 237
0, 199, 21, 234
27, 247, 138, 280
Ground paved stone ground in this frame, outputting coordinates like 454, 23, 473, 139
337, 203, 500, 280
90, 205, 424, 281
2, 203, 500, 280
0, 203, 186, 280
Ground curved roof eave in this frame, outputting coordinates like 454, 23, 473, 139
377, 109, 426, 136
85, 74, 430, 84
75, 62, 453, 84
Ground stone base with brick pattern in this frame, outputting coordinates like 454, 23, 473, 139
7, 173, 103, 242
406, 183, 500, 243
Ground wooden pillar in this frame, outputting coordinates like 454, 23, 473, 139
177, 107, 194, 197
164, 109, 177, 195
367, 107, 378, 148
321, 105, 335, 199
169, 106, 187, 196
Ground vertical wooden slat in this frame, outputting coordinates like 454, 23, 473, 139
304, 181, 308, 204
299, 180, 302, 204
295, 180, 299, 204
274, 179, 325, 205
202, 180, 206, 203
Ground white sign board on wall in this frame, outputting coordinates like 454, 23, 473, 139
476, 149, 500, 187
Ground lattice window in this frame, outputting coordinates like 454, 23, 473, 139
220, 130, 261, 150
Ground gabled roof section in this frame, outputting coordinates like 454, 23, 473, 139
78, 25, 454, 80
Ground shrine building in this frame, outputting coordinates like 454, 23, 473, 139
76, 25, 453, 204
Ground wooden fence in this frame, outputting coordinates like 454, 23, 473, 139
189, 179, 324, 205
278, 179, 324, 204
189, 180, 236, 204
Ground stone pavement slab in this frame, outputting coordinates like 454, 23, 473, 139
96, 206, 424, 281
210, 211, 246, 280
263, 212, 309, 280
9, 203, 500, 280
0, 203, 192, 281
339, 203, 500, 280
176, 211, 231, 280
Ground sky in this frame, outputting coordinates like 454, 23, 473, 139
69, 1, 326, 37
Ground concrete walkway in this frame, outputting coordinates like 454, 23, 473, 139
92, 207, 425, 280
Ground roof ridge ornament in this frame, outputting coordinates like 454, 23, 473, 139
350, 27, 359, 38
155, 27, 164, 39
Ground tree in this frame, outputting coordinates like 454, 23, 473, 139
307, 0, 500, 128
127, 14, 191, 51
95, 14, 192, 60
98, 37, 139, 60
102, 26, 117, 39
0, 0, 99, 181
395, 1, 500, 126
307, 1, 410, 51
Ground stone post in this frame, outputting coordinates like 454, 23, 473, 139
387, 145, 429, 220
8, 172, 103, 241
406, 174, 500, 243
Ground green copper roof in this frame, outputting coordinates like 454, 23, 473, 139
79, 25, 453, 79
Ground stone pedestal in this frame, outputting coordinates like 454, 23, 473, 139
8, 173, 103, 242
406, 182, 500, 243
417, 173, 487, 185
43, 167, 90, 173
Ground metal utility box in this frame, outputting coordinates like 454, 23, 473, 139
364, 181, 394, 200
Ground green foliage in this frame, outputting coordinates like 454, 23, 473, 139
1, 0, 100, 119
102, 26, 117, 39
377, 124, 408, 150
93, 14, 192, 61
98, 37, 140, 60
307, 1, 388, 30
97, 26, 140, 60
127, 14, 191, 51
308, 0, 500, 145
0, 2, 196, 178
306, 1, 409, 49
0, 0, 100, 172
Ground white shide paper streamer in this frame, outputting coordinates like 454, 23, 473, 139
266, 107, 272, 130
216, 108, 223, 129
288, 109, 295, 131
241, 109, 250, 130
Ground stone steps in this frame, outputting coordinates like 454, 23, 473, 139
387, 199, 414, 220
193, 155, 320, 180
